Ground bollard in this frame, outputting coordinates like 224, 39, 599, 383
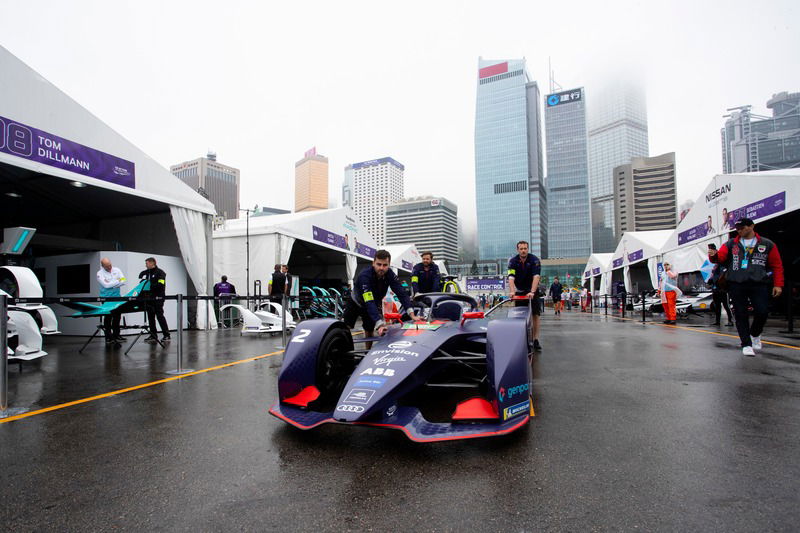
280, 293, 288, 349
167, 294, 194, 375
604, 294, 608, 315
641, 290, 646, 323
0, 294, 27, 417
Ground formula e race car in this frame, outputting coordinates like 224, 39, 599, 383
269, 293, 534, 442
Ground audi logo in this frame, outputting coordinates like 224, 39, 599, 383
336, 405, 365, 413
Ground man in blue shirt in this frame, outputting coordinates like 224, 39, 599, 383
508, 240, 542, 350
411, 251, 441, 295
344, 249, 418, 338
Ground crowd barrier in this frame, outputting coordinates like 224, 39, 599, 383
0, 293, 298, 417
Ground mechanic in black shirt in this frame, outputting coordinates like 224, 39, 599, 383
344, 249, 417, 340
411, 251, 441, 295
139, 257, 170, 342
268, 264, 287, 303
507, 240, 542, 350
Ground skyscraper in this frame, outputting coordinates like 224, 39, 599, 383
545, 87, 592, 257
613, 152, 677, 236
385, 196, 459, 263
721, 91, 800, 173
587, 81, 649, 252
348, 157, 404, 246
171, 151, 240, 219
294, 147, 328, 212
475, 58, 546, 260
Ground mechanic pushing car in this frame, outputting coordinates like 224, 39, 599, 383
411, 251, 441, 295
508, 240, 542, 351
344, 249, 418, 340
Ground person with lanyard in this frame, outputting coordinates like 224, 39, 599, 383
507, 240, 542, 351
410, 251, 441, 295
96, 257, 126, 346
709, 217, 784, 356
660, 262, 681, 325
549, 277, 564, 315
343, 250, 417, 343
139, 257, 170, 343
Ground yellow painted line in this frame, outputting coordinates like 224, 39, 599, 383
0, 349, 284, 424
580, 312, 800, 351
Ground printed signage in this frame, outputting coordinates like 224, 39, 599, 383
612, 257, 624, 268
592, 267, 601, 275
312, 225, 347, 250
401, 260, 413, 271
355, 242, 376, 258
546, 88, 582, 107
627, 249, 643, 263
679, 191, 787, 245
465, 277, 505, 291
0, 114, 135, 188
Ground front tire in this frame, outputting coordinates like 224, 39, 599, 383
315, 326, 355, 403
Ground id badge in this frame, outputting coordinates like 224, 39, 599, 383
741, 259, 749, 269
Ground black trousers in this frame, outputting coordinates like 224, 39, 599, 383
711, 289, 732, 324
146, 300, 170, 337
727, 282, 770, 347
103, 310, 121, 339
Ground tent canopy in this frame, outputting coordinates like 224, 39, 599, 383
384, 244, 421, 274
582, 253, 613, 281
609, 230, 673, 270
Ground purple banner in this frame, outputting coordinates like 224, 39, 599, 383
0, 115, 135, 188
355, 242, 376, 258
312, 225, 347, 249
678, 221, 713, 245
728, 191, 785, 225
401, 260, 413, 271
466, 277, 505, 291
584, 270, 590, 278
592, 267, 601, 275
627, 249, 643, 263
612, 258, 623, 268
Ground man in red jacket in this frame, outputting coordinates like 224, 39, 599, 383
708, 217, 784, 356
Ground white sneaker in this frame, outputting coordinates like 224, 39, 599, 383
742, 346, 755, 357
751, 336, 762, 350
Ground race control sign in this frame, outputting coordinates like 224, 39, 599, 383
465, 277, 505, 291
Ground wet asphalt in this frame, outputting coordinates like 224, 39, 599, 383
2, 310, 800, 532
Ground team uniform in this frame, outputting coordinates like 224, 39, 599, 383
507, 254, 542, 315
139, 266, 170, 340
411, 262, 441, 294
344, 266, 414, 332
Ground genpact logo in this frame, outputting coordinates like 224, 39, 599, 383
499, 387, 506, 402
507, 383, 529, 399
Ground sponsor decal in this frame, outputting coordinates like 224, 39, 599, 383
355, 377, 387, 389
360, 367, 395, 376
336, 404, 364, 413
757, 245, 766, 253
388, 341, 413, 349
503, 400, 530, 420
505, 383, 529, 400
344, 389, 375, 404
373, 355, 408, 366
705, 183, 732, 204
499, 387, 506, 402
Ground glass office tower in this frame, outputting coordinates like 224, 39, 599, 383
587, 81, 649, 252
475, 58, 546, 260
545, 87, 592, 258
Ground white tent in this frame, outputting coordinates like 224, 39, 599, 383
0, 45, 219, 328
384, 244, 421, 274
609, 230, 673, 292
581, 253, 613, 294
213, 207, 378, 290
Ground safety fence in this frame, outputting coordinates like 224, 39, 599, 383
1, 293, 301, 417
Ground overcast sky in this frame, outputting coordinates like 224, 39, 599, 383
2, 0, 798, 236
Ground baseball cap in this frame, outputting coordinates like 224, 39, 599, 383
734, 217, 754, 228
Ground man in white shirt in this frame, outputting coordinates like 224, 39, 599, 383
97, 258, 127, 345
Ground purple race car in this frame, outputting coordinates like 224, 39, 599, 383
269, 293, 534, 442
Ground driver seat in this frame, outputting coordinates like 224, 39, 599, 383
431, 301, 463, 321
